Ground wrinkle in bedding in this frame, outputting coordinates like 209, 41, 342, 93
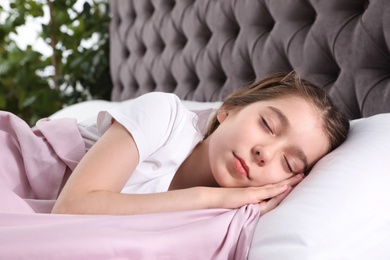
0, 111, 260, 259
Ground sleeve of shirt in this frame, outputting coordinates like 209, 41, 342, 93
96, 92, 186, 162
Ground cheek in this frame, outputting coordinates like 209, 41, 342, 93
207, 134, 226, 173
209, 123, 241, 153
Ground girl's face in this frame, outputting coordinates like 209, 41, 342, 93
207, 95, 329, 188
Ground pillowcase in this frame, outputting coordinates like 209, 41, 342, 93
50, 99, 221, 126
249, 113, 390, 259
49, 100, 118, 122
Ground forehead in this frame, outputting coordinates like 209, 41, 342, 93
262, 95, 320, 120
247, 95, 318, 116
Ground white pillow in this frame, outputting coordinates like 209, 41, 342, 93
249, 113, 390, 259
49, 100, 118, 122
49, 99, 221, 124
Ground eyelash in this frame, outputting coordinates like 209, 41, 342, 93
283, 155, 293, 173
261, 117, 273, 134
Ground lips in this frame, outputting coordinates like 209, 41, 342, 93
233, 153, 250, 179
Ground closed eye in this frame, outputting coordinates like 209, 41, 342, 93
283, 155, 293, 173
262, 117, 273, 135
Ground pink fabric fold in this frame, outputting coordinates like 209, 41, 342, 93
0, 205, 259, 259
0, 111, 260, 259
0, 111, 86, 212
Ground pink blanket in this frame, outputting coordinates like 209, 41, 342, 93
0, 111, 260, 259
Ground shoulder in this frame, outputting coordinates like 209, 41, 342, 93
98, 92, 189, 129
131, 92, 188, 120
135, 92, 181, 109
108, 92, 193, 134
137, 92, 179, 101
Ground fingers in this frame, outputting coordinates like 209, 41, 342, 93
277, 173, 304, 187
259, 185, 293, 215
256, 174, 303, 214
259, 184, 289, 200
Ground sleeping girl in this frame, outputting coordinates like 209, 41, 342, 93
51, 72, 349, 216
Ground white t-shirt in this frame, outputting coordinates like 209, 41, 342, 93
78, 92, 212, 194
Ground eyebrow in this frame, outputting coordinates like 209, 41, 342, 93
268, 106, 289, 128
267, 106, 309, 173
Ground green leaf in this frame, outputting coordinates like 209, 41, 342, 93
0, 61, 13, 75
22, 95, 37, 108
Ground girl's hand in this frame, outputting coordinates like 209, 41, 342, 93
257, 185, 292, 214
258, 173, 304, 214
204, 173, 304, 214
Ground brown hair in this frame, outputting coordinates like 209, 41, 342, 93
204, 72, 350, 153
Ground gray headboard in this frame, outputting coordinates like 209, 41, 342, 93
109, 0, 390, 120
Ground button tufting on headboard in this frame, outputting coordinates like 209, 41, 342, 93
110, 0, 390, 119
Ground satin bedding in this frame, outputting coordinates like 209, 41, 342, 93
0, 111, 259, 259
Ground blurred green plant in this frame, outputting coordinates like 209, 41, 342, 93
0, 0, 111, 125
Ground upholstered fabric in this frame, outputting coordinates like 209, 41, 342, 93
109, 0, 390, 119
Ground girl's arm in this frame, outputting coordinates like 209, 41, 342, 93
52, 121, 300, 215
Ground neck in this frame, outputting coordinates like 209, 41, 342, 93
168, 138, 218, 190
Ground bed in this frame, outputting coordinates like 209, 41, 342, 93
1, 0, 390, 259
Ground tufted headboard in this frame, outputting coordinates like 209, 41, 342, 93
109, 0, 390, 120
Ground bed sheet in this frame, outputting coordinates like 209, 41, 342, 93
0, 108, 259, 260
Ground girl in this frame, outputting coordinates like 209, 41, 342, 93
52, 72, 349, 215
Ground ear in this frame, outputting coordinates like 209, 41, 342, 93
217, 107, 229, 123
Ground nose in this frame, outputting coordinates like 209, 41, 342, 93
253, 145, 274, 166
